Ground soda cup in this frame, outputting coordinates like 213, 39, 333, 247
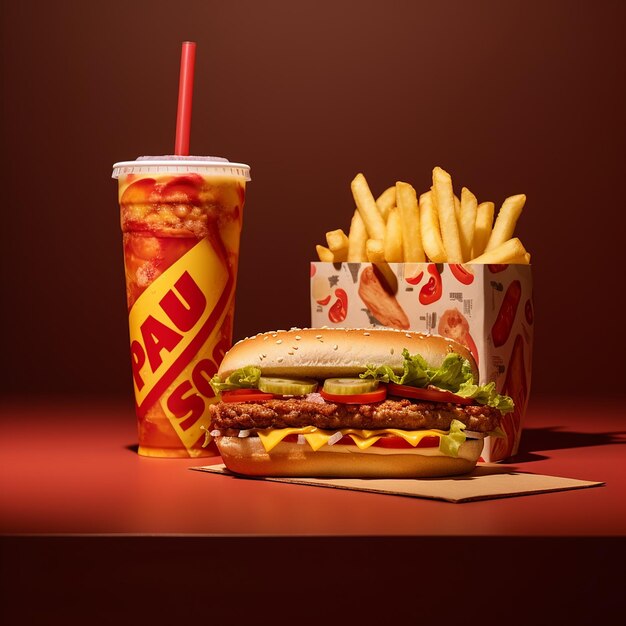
112, 156, 251, 457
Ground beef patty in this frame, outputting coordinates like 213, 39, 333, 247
209, 397, 501, 433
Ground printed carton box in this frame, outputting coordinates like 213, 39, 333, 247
310, 262, 533, 461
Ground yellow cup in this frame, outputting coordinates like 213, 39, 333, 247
112, 157, 250, 457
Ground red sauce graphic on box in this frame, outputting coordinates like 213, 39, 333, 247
449, 264, 474, 285
405, 271, 424, 285
419, 264, 443, 305
525, 298, 534, 325
329, 288, 348, 323
491, 334, 527, 459
491, 280, 522, 347
438, 309, 479, 365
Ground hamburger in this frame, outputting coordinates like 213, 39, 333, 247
207, 328, 512, 478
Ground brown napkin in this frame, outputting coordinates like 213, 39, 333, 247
191, 463, 603, 503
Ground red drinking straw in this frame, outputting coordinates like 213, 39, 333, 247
174, 41, 197, 156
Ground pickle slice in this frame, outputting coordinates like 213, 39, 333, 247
258, 376, 318, 395
322, 378, 379, 395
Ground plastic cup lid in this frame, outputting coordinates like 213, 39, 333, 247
112, 155, 251, 180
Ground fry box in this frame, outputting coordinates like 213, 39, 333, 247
310, 262, 533, 462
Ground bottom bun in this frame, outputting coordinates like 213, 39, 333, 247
215, 436, 483, 478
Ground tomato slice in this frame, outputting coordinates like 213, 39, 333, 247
319, 386, 387, 404
221, 389, 275, 403
387, 383, 472, 405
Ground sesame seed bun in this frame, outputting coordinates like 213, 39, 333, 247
218, 327, 479, 381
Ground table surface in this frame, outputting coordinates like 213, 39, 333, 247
1, 396, 625, 537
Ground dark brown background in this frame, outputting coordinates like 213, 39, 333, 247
1, 0, 625, 399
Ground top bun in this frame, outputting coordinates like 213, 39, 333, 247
218, 328, 478, 381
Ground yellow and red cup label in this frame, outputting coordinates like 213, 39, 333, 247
129, 237, 234, 456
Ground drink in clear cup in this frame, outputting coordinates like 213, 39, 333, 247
112, 156, 250, 457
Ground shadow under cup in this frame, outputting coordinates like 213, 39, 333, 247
112, 157, 251, 457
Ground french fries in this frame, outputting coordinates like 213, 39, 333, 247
469, 238, 529, 264
384, 207, 404, 262
351, 173, 386, 241
347, 210, 368, 262
325, 228, 349, 262
484, 194, 526, 253
315, 169, 530, 267
376, 186, 396, 221
459, 187, 477, 262
454, 194, 461, 223
396, 182, 425, 263
419, 191, 446, 263
366, 238, 385, 262
315, 244, 335, 263
472, 201, 494, 258
432, 167, 463, 263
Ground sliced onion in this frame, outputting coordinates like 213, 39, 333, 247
237, 429, 252, 438
304, 392, 327, 404
464, 430, 487, 439
327, 431, 344, 446
297, 435, 307, 445
209, 429, 221, 437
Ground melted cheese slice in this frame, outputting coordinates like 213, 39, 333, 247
256, 426, 447, 453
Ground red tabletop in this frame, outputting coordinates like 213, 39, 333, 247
1, 396, 624, 536
1, 396, 624, 625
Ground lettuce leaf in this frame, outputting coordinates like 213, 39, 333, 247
361, 349, 473, 391
361, 349, 514, 414
438, 419, 467, 457
456, 381, 514, 414
438, 421, 505, 458
210, 366, 262, 394
428, 353, 476, 391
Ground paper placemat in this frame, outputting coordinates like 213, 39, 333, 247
191, 463, 604, 503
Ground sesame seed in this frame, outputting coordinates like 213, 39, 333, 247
333, 344, 338, 350
363, 332, 370, 336
277, 357, 284, 363
390, 348, 395, 354
405, 333, 412, 338
295, 335, 302, 340
272, 334, 277, 338
288, 351, 294, 356
276, 339, 283, 344
292, 346, 299, 350
263, 336, 269, 340
315, 334, 322, 339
